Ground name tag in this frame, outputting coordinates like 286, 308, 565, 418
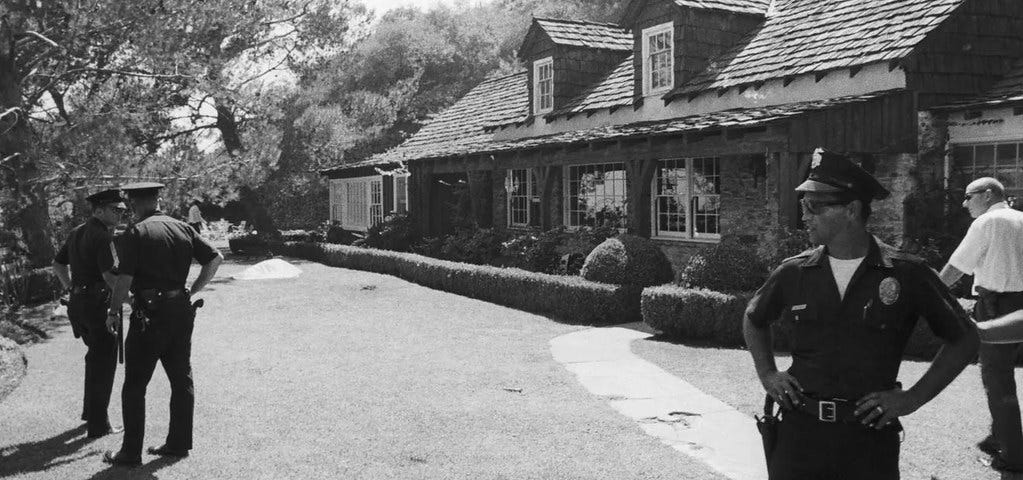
791, 304, 807, 311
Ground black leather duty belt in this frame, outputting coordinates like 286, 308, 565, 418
794, 397, 858, 423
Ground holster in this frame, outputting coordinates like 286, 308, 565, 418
130, 298, 150, 332
755, 395, 780, 466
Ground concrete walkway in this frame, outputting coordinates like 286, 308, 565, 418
551, 327, 767, 480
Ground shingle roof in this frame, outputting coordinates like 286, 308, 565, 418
332, 72, 529, 169
542, 54, 635, 119
668, 0, 964, 97
932, 58, 1023, 110
371, 89, 901, 162
532, 18, 633, 51
673, 0, 770, 15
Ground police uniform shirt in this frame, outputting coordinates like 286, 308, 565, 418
744, 237, 972, 399
947, 202, 1023, 294
117, 211, 219, 292
55, 217, 116, 286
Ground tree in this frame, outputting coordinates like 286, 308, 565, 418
0, 0, 368, 263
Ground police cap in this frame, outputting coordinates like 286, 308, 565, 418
85, 188, 126, 209
120, 182, 165, 199
795, 148, 890, 200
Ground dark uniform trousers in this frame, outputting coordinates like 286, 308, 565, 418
768, 412, 900, 480
69, 289, 118, 437
976, 289, 1023, 466
121, 298, 196, 458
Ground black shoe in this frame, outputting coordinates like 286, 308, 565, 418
87, 425, 124, 439
978, 436, 1002, 457
146, 445, 189, 458
102, 451, 141, 467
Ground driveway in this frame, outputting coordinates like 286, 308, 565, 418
0, 258, 726, 480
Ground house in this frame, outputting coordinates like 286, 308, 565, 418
322, 0, 1023, 266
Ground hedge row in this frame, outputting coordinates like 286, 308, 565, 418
277, 242, 639, 325
641, 285, 962, 360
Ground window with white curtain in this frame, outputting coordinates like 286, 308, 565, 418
564, 163, 627, 228
651, 157, 721, 240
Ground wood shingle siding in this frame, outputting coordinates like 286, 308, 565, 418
904, 0, 1023, 108
666, 0, 967, 97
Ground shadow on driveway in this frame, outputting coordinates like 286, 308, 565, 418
0, 425, 93, 476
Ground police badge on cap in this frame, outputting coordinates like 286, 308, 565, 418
796, 148, 890, 200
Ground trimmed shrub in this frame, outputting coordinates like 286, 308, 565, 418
355, 214, 417, 252
325, 225, 359, 245
678, 237, 768, 292
278, 242, 638, 325
642, 286, 759, 346
500, 225, 618, 274
641, 286, 973, 359
581, 234, 674, 287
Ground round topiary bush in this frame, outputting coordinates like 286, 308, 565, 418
580, 234, 675, 287
677, 237, 769, 292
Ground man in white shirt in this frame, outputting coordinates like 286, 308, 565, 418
941, 177, 1023, 473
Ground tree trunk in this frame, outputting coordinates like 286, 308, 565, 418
0, 16, 55, 266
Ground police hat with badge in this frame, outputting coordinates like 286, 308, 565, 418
120, 182, 165, 199
795, 148, 890, 200
86, 188, 127, 209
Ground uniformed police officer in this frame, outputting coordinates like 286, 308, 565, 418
52, 188, 126, 439
743, 149, 979, 479
101, 182, 223, 467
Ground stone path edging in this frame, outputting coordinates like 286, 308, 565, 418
551, 327, 767, 480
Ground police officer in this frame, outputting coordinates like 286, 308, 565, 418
743, 149, 979, 479
102, 182, 223, 467
52, 188, 126, 439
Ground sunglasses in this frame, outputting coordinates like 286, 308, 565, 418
964, 189, 989, 201
800, 198, 852, 215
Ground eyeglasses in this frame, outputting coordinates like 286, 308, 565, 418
964, 189, 989, 201
800, 198, 851, 215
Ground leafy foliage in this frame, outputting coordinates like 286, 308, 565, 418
678, 237, 769, 293
580, 234, 675, 287
499, 225, 619, 274
355, 214, 417, 252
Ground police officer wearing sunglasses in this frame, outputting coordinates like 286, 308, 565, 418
52, 188, 128, 439
743, 149, 978, 479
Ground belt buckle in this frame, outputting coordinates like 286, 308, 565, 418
818, 400, 837, 422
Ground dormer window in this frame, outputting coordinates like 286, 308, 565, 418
642, 22, 673, 96
534, 57, 554, 114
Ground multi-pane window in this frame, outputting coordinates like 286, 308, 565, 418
534, 57, 554, 114
370, 180, 383, 226
329, 176, 385, 231
643, 23, 673, 95
564, 163, 627, 228
394, 175, 409, 214
652, 157, 721, 240
952, 142, 1023, 206
506, 169, 540, 227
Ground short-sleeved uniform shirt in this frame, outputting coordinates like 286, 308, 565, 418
55, 217, 115, 286
745, 237, 972, 399
117, 211, 218, 293
947, 202, 1023, 294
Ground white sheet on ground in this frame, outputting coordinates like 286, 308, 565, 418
232, 258, 302, 280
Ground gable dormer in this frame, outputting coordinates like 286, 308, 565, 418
621, 0, 767, 101
518, 18, 632, 117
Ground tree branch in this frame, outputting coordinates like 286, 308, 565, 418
147, 123, 220, 143
15, 30, 61, 49
234, 45, 297, 89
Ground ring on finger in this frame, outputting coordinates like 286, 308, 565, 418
875, 405, 884, 414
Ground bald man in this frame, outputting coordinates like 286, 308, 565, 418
941, 177, 1023, 473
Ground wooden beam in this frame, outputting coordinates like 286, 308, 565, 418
888, 60, 900, 72
633, 97, 644, 111
849, 66, 862, 78
814, 71, 827, 83
717, 88, 729, 97
783, 76, 795, 87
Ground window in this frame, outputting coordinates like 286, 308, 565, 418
651, 157, 721, 240
393, 175, 409, 214
642, 23, 674, 96
329, 176, 385, 231
506, 169, 540, 227
370, 180, 383, 226
564, 163, 627, 228
952, 141, 1023, 207
534, 57, 554, 114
